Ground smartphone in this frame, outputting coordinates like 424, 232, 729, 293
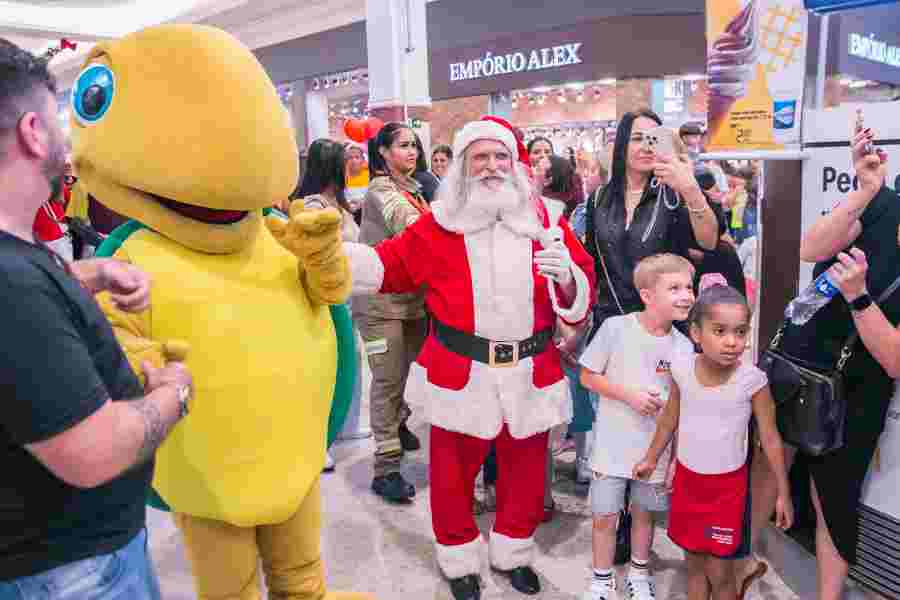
641, 126, 676, 159
854, 108, 874, 155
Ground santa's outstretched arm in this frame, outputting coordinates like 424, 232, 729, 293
343, 225, 430, 296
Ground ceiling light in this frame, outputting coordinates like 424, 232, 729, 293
557, 93, 567, 103
682, 74, 706, 81
312, 78, 320, 91
849, 80, 869, 88
532, 86, 552, 93
596, 78, 617, 85
576, 92, 585, 103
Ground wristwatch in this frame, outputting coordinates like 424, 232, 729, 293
175, 383, 192, 418
850, 293, 873, 313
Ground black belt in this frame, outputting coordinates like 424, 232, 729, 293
433, 318, 553, 368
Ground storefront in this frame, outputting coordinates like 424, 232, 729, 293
251, 3, 709, 162
427, 12, 708, 176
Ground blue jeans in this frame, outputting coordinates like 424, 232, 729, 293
0, 530, 161, 600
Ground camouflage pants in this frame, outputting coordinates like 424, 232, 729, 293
356, 315, 428, 477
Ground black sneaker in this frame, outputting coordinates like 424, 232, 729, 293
449, 574, 481, 600
372, 472, 415, 502
399, 423, 421, 451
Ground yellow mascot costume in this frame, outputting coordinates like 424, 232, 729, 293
71, 24, 372, 600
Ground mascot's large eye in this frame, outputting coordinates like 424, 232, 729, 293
71, 64, 115, 125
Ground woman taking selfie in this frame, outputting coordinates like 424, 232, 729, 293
585, 109, 719, 326
741, 128, 900, 600
354, 123, 430, 503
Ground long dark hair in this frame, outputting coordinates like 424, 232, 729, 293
413, 133, 428, 174
293, 138, 351, 213
545, 155, 574, 195
368, 122, 412, 176
603, 108, 663, 207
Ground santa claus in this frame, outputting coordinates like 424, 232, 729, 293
343, 118, 595, 599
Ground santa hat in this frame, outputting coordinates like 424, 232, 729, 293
481, 115, 530, 166
452, 119, 519, 164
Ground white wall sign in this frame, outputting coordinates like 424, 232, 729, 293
449, 43, 583, 82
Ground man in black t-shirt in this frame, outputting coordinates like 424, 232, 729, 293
0, 40, 192, 598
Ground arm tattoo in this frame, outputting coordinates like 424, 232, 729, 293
128, 397, 175, 466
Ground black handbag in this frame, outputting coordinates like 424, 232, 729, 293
760, 273, 900, 456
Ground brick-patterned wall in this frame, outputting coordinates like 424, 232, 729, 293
428, 95, 491, 147
615, 79, 653, 118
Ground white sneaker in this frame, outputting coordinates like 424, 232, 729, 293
625, 571, 656, 600
323, 450, 336, 472
582, 575, 616, 600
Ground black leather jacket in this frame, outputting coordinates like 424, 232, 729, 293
585, 183, 724, 322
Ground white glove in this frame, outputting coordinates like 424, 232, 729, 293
534, 241, 573, 287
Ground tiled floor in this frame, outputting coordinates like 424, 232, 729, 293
147, 365, 800, 599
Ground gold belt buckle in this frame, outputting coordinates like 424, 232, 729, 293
489, 340, 519, 368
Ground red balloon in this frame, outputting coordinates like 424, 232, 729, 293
343, 118, 368, 143
363, 117, 385, 141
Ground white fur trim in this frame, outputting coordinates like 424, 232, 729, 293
344, 242, 384, 296
452, 120, 518, 162
550, 262, 590, 325
435, 535, 484, 579
466, 224, 534, 341
408, 360, 572, 440
489, 531, 535, 571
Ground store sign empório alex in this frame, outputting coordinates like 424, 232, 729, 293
449, 43, 583, 82
705, 0, 808, 151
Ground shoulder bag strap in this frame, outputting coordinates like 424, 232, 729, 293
836, 270, 900, 372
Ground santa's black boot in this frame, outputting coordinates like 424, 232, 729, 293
448, 574, 481, 600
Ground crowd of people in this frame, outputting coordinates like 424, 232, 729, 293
2, 33, 899, 600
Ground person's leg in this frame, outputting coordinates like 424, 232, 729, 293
173, 512, 262, 600
357, 316, 408, 485
627, 480, 670, 599
2, 530, 163, 600
585, 475, 627, 598
704, 556, 737, 600
337, 321, 371, 441
490, 427, 549, 572
685, 552, 710, 600
399, 318, 428, 432
430, 425, 492, 579
257, 478, 373, 600
737, 443, 796, 583
809, 476, 850, 600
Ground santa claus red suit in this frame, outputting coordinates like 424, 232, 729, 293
345, 119, 595, 599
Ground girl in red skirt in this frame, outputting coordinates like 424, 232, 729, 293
633, 285, 793, 600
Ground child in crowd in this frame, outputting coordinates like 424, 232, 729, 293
579, 253, 697, 600
634, 284, 793, 600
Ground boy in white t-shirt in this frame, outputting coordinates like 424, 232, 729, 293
579, 254, 696, 600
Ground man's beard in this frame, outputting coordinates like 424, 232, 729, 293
465, 173, 524, 218
42, 130, 67, 204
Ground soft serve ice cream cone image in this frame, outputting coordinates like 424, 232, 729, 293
707, 0, 759, 136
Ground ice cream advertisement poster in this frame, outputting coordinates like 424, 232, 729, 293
706, 0, 808, 151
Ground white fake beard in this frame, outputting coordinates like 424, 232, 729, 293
466, 176, 525, 219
